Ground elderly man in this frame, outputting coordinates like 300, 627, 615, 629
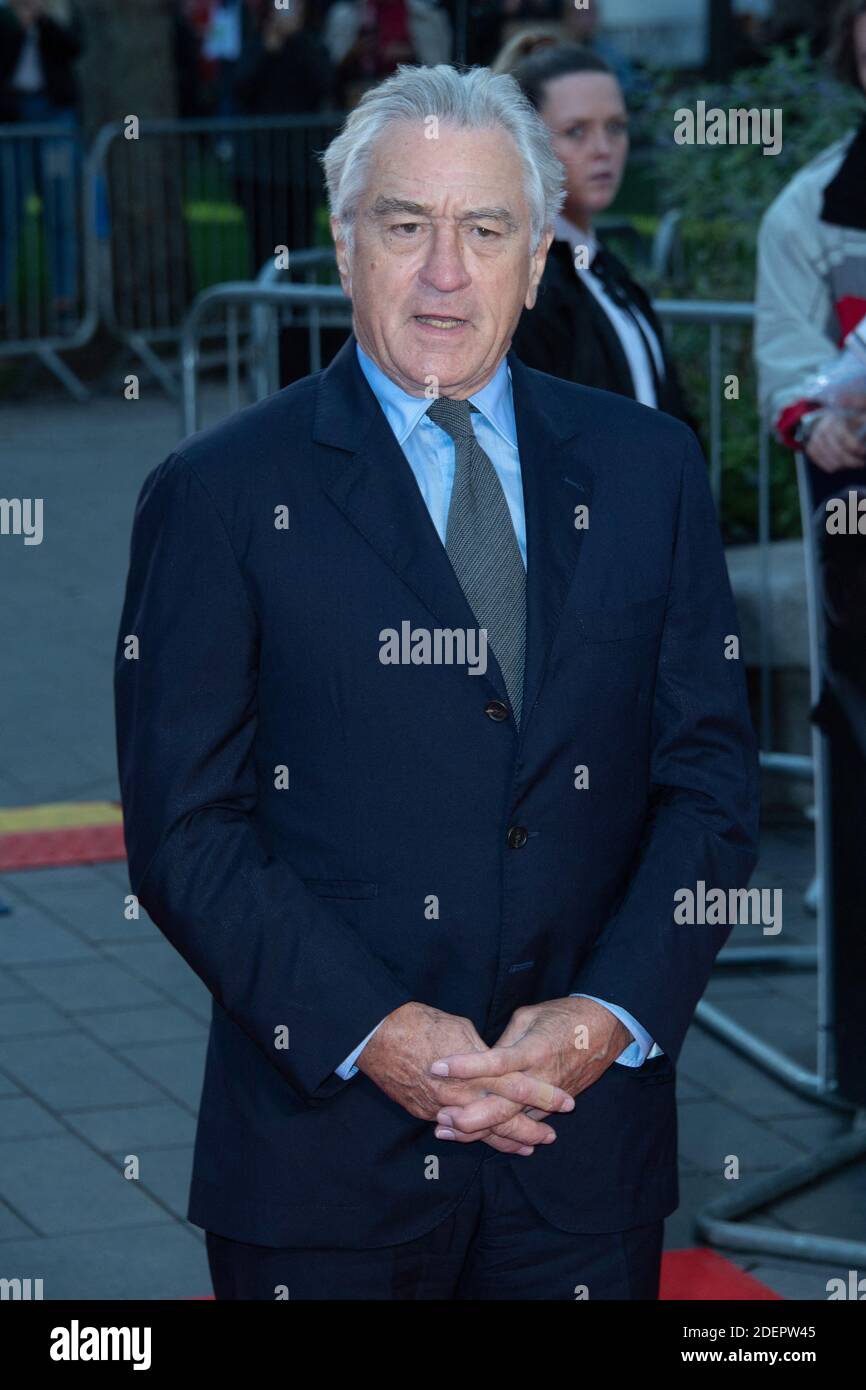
115, 64, 759, 1301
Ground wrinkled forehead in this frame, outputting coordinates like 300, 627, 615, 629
360, 120, 531, 225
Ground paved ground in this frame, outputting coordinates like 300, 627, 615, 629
1, 385, 863, 1300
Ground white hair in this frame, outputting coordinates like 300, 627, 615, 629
319, 64, 566, 258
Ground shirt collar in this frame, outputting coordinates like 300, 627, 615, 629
554, 213, 598, 266
355, 339, 517, 450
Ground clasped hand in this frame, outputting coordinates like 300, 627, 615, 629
357, 997, 631, 1156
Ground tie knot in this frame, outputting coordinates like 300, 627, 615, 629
426, 394, 478, 442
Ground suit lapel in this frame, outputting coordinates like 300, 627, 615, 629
507, 349, 596, 730
549, 239, 636, 401
313, 333, 596, 728
314, 333, 510, 702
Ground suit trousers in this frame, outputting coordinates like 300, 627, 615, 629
205, 1152, 664, 1301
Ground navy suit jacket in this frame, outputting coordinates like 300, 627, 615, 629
114, 332, 760, 1248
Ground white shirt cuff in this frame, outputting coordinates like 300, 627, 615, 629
335, 1017, 387, 1080
570, 993, 663, 1067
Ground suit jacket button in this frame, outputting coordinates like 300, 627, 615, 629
485, 699, 509, 722
507, 826, 529, 849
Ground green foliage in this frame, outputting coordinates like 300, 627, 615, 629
639, 39, 862, 296
628, 43, 864, 541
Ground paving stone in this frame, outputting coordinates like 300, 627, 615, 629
65, 1102, 197, 1152
79, 1004, 205, 1048
0, 772, 29, 802
13, 886, 152, 947
0, 1134, 170, 1235
703, 974, 769, 1000
0, 1200, 37, 1242
0, 750, 111, 806
0, 998, 72, 1038
664, 1171, 731, 1250
678, 1099, 805, 1175
0, 1221, 209, 1299
765, 1111, 854, 1149
704, 993, 817, 1072
108, 1145, 196, 1221
103, 941, 211, 1019
766, 972, 823, 1007
0, 1033, 164, 1110
762, 1161, 866, 1240
0, 903, 94, 966
93, 862, 133, 892
115, 1038, 208, 1110
663, 1173, 794, 1256
5, 866, 115, 896
0, 1096, 64, 1140
678, 1029, 826, 1120
676, 1074, 711, 1102
16, 959, 165, 1012
0, 966, 33, 1003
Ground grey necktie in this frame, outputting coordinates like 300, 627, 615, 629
426, 394, 526, 725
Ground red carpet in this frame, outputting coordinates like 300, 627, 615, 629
660, 1249, 783, 1300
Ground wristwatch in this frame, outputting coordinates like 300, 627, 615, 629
793, 409, 826, 448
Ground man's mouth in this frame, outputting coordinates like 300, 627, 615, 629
413, 315, 468, 329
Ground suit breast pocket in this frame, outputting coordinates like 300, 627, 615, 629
573, 593, 667, 644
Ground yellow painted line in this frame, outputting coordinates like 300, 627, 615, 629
0, 801, 123, 833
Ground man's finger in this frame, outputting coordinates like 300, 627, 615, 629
489, 1112, 558, 1146
480, 1070, 574, 1113
436, 1111, 555, 1145
437, 1090, 551, 1134
431, 1044, 528, 1079
483, 1134, 535, 1156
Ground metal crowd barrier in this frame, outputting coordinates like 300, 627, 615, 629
693, 452, 866, 1269
0, 114, 345, 399
0, 121, 98, 399
88, 113, 344, 395
180, 278, 349, 434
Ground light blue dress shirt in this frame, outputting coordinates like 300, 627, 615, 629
334, 340, 661, 1080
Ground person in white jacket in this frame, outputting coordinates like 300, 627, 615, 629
755, 0, 866, 498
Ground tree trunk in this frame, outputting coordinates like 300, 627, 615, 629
77, 0, 189, 338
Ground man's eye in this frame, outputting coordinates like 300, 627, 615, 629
472, 226, 499, 239
609, 120, 629, 136
392, 222, 421, 235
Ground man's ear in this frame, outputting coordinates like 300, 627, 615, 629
525, 228, 555, 310
330, 216, 352, 296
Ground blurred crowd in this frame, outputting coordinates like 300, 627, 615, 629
1, 1, 852, 130
169, 1, 637, 119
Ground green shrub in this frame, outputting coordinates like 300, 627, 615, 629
631, 42, 864, 541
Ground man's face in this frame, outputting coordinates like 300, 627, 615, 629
540, 72, 628, 230
331, 121, 553, 398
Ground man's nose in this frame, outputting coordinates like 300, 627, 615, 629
418, 226, 472, 293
